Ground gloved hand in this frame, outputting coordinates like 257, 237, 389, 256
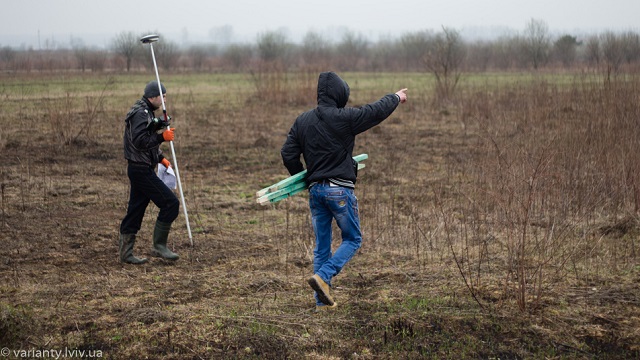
161, 158, 171, 168
162, 127, 175, 142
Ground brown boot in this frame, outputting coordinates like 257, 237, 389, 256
308, 274, 334, 306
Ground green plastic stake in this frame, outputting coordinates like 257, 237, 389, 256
256, 179, 307, 205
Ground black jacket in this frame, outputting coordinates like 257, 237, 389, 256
281, 71, 400, 183
123, 97, 166, 166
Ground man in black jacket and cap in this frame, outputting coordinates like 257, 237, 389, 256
119, 81, 180, 264
281, 71, 407, 310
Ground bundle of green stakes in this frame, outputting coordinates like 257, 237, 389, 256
255, 154, 368, 205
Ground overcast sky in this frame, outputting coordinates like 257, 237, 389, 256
1, 0, 639, 49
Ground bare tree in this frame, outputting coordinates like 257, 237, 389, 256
584, 35, 601, 67
491, 35, 520, 70
187, 44, 216, 71
466, 41, 494, 71
71, 37, 88, 72
301, 31, 331, 67
336, 31, 369, 71
601, 32, 625, 77
256, 30, 289, 63
523, 18, 550, 69
0, 46, 16, 71
553, 34, 579, 68
112, 31, 139, 72
370, 37, 398, 71
222, 44, 253, 70
424, 27, 466, 102
621, 31, 640, 65
400, 31, 432, 71
13, 50, 33, 72
87, 50, 107, 72
155, 38, 180, 71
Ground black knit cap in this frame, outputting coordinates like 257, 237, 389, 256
144, 81, 166, 98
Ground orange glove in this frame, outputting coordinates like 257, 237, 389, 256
162, 127, 175, 142
161, 158, 171, 168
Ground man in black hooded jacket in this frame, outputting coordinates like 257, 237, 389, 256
281, 71, 407, 309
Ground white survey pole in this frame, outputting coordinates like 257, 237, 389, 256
141, 34, 193, 246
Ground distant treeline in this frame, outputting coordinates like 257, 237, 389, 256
1, 20, 639, 74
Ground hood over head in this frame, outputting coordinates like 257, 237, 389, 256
317, 72, 350, 108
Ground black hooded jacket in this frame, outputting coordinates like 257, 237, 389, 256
123, 97, 166, 166
281, 71, 400, 184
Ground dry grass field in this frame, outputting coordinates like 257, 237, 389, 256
1, 70, 639, 359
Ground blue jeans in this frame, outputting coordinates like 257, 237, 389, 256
120, 163, 179, 235
309, 183, 362, 305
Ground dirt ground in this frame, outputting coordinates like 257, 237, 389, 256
1, 72, 639, 359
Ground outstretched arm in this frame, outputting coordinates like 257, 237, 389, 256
350, 88, 409, 135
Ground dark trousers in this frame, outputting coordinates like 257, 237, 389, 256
120, 163, 180, 235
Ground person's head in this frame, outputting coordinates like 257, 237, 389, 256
317, 72, 350, 108
144, 81, 166, 109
